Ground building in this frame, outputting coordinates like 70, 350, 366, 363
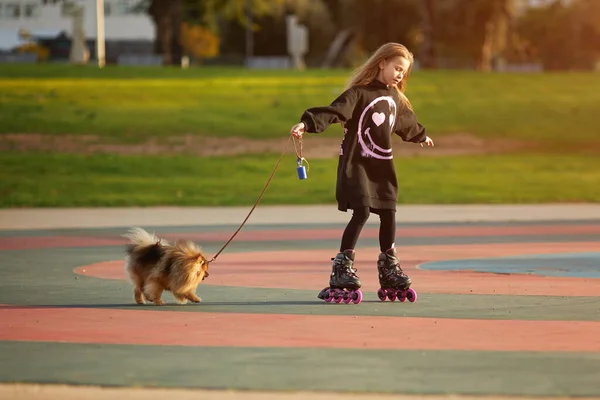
0, 0, 154, 62
515, 0, 575, 15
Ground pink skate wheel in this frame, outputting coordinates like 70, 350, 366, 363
406, 288, 417, 302
387, 290, 397, 302
334, 289, 344, 303
377, 288, 387, 302
344, 290, 352, 304
399, 291, 407, 302
352, 290, 363, 304
324, 289, 334, 303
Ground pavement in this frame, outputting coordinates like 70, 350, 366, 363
1, 204, 600, 399
3, 203, 600, 230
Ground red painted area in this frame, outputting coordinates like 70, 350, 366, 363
3, 224, 600, 250
1, 306, 599, 352
162, 224, 600, 243
76, 242, 600, 297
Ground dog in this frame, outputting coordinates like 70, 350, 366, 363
122, 227, 209, 305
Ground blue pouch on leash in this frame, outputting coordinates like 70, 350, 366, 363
296, 158, 308, 180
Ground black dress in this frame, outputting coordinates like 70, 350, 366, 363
300, 79, 427, 213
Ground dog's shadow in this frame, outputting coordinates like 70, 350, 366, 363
0, 299, 385, 310
0, 300, 383, 309
0, 303, 143, 310
205, 300, 383, 306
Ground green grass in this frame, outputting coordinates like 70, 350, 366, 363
2, 64, 599, 207
1, 64, 600, 144
2, 152, 599, 207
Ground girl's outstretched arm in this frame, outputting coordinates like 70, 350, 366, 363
299, 88, 358, 134
394, 109, 428, 144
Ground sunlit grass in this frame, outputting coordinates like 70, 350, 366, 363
1, 64, 599, 207
1, 152, 599, 207
1, 65, 599, 143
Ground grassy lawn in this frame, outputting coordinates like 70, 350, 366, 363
1, 152, 599, 207
1, 64, 600, 144
1, 64, 599, 207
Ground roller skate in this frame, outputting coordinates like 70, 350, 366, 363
376, 248, 417, 303
317, 250, 363, 304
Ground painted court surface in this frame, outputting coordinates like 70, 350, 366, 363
1, 206, 600, 399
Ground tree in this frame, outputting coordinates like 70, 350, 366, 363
352, 0, 422, 56
180, 22, 220, 63
474, 0, 514, 71
146, 0, 183, 65
517, 0, 600, 70
572, 0, 600, 67
418, 0, 438, 69
322, 0, 342, 29
201, 0, 284, 26
136, 0, 283, 65
431, 0, 515, 71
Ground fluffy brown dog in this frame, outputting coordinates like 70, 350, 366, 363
122, 227, 209, 305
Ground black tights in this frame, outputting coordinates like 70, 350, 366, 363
340, 207, 395, 253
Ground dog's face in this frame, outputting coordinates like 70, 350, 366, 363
196, 254, 209, 281
168, 241, 210, 284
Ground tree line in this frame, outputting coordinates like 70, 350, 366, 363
54, 0, 600, 71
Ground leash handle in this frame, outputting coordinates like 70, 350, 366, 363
209, 134, 295, 264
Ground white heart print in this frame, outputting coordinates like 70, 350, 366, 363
372, 112, 385, 127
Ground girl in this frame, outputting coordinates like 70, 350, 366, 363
290, 43, 434, 301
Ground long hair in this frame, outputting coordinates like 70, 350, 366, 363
346, 43, 415, 111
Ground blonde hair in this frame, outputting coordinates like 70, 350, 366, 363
346, 42, 414, 111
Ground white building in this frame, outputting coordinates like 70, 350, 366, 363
515, 0, 575, 15
0, 0, 153, 51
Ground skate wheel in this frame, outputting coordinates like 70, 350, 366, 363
377, 288, 387, 302
343, 290, 352, 304
334, 289, 344, 303
318, 287, 329, 300
398, 291, 407, 302
324, 289, 334, 303
352, 290, 363, 304
387, 290, 397, 302
406, 288, 417, 303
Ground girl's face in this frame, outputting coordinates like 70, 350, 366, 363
378, 56, 411, 88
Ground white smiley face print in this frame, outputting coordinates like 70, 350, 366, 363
357, 96, 397, 159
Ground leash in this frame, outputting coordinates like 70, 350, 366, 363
208, 134, 307, 264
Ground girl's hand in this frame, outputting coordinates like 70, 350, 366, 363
420, 136, 434, 147
290, 122, 306, 138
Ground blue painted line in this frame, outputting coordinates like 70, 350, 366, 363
419, 252, 600, 278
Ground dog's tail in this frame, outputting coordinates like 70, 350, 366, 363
122, 227, 167, 264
